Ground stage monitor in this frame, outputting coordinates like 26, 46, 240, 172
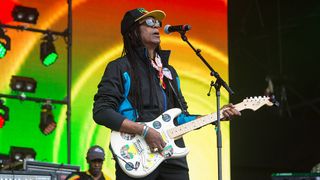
0, 170, 53, 180
24, 160, 80, 180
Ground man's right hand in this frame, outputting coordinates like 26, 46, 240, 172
119, 119, 166, 152
144, 127, 166, 152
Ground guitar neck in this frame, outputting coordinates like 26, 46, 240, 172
167, 102, 247, 139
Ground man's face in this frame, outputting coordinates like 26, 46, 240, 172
139, 17, 161, 48
88, 159, 103, 177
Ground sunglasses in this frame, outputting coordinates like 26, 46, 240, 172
141, 18, 162, 28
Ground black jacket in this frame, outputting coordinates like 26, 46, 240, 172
93, 48, 192, 169
93, 48, 190, 130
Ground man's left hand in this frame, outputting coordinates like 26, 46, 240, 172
221, 103, 241, 119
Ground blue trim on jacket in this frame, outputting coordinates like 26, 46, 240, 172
118, 70, 196, 125
117, 72, 138, 121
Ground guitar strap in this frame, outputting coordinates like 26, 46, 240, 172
168, 80, 188, 115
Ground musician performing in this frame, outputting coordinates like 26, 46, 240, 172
93, 7, 241, 180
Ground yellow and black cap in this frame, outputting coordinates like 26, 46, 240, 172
121, 8, 166, 35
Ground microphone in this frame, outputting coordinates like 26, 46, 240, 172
164, 24, 192, 34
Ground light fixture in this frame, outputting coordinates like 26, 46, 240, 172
40, 33, 58, 66
9, 146, 36, 164
39, 102, 56, 135
0, 28, 11, 59
10, 76, 37, 93
0, 153, 10, 170
0, 99, 9, 128
11, 5, 39, 24
0, 42, 7, 58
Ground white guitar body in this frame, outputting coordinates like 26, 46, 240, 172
110, 108, 187, 178
110, 96, 273, 178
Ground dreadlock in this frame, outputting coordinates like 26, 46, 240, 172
121, 22, 146, 118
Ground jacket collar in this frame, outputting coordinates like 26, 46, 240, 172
135, 47, 171, 65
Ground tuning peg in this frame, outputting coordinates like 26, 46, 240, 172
269, 95, 280, 107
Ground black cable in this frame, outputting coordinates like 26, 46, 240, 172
113, 154, 137, 170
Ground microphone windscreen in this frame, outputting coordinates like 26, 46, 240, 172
164, 24, 171, 34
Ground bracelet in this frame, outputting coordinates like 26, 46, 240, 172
141, 125, 149, 138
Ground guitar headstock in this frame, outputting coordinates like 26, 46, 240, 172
241, 96, 273, 111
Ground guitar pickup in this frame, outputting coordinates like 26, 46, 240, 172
134, 139, 143, 153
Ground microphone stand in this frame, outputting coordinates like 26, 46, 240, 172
178, 31, 234, 180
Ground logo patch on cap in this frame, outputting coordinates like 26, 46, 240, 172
137, 8, 148, 14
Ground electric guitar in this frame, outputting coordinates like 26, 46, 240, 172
110, 96, 273, 178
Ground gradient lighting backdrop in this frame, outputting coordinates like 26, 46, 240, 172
0, 0, 229, 179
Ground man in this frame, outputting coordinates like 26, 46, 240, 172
66, 145, 110, 180
93, 8, 240, 179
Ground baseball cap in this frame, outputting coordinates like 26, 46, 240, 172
86, 145, 105, 161
121, 8, 166, 35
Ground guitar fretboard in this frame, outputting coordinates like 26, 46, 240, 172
167, 101, 257, 139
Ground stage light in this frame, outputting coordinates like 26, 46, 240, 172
11, 5, 39, 24
2, 146, 34, 170
10, 146, 36, 163
0, 42, 7, 58
0, 99, 9, 128
10, 76, 37, 93
0, 28, 11, 59
0, 153, 10, 170
40, 34, 58, 66
39, 103, 56, 135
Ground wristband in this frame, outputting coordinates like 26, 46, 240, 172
142, 125, 149, 138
